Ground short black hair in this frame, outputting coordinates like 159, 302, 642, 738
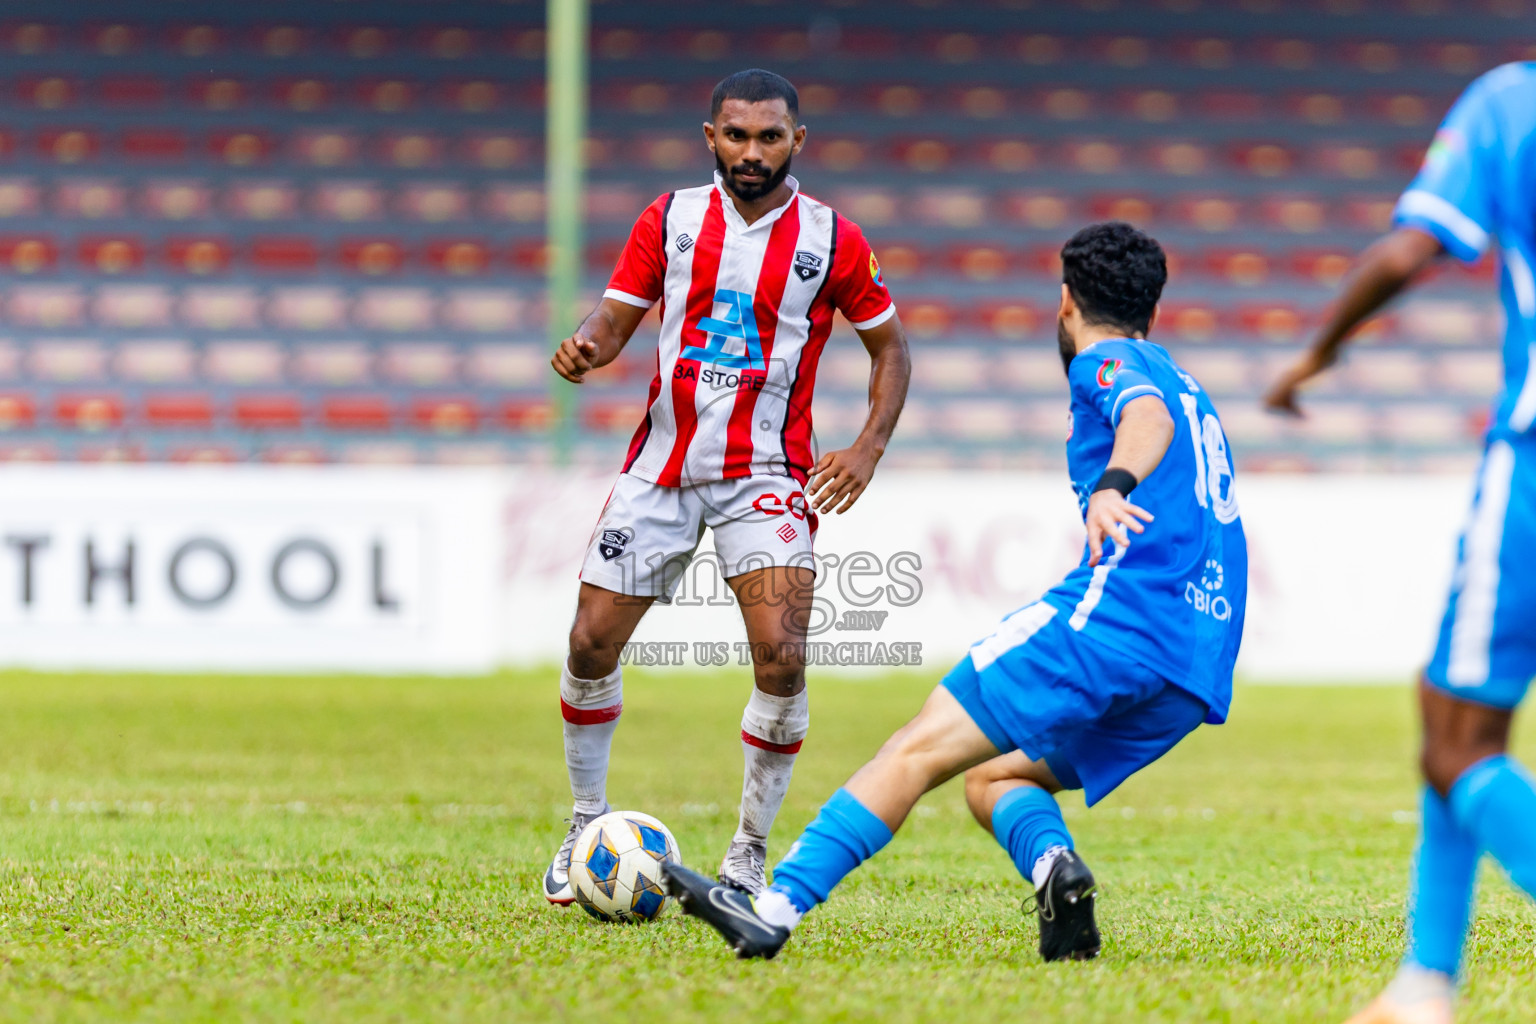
711, 68, 798, 121
1060, 222, 1167, 336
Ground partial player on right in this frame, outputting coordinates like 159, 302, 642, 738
1266, 63, 1536, 1024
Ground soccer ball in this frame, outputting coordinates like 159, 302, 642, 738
569, 810, 681, 923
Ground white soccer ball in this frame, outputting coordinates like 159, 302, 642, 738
569, 810, 681, 923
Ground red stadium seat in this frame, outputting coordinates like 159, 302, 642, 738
1088, 193, 1157, 226
1260, 37, 1315, 70
893, 138, 953, 173
6, 23, 57, 55
1342, 195, 1396, 233
1036, 87, 1094, 122
19, 76, 75, 109
1159, 303, 1222, 344
121, 129, 188, 161
923, 31, 989, 63
0, 235, 59, 273
499, 400, 554, 431
421, 27, 479, 60
276, 77, 330, 112
90, 23, 140, 55
0, 443, 57, 463
188, 77, 245, 110
100, 77, 165, 106
164, 236, 232, 274
1236, 304, 1313, 344
1370, 93, 1436, 127
412, 397, 479, 435
976, 302, 1046, 341
76, 443, 145, 463
1229, 142, 1295, 177
338, 25, 394, 59
1176, 36, 1236, 70
262, 445, 327, 464
208, 130, 269, 166
170, 25, 223, 58
323, 395, 393, 431
143, 393, 215, 428
55, 393, 125, 431
1171, 195, 1242, 232
1062, 139, 1124, 175
426, 239, 491, 275
358, 78, 415, 113
381, 133, 443, 169
1260, 195, 1330, 234
463, 133, 533, 170
1289, 92, 1347, 126
1199, 91, 1265, 120
581, 400, 646, 434
1343, 41, 1400, 74
0, 394, 36, 430
233, 394, 304, 430
895, 299, 957, 342
1001, 190, 1073, 229
77, 236, 145, 274
254, 25, 309, 58
947, 244, 1013, 282
1289, 248, 1355, 286
38, 128, 99, 164
250, 236, 319, 272
1095, 35, 1155, 68
1145, 141, 1211, 177
1313, 143, 1385, 180
1124, 89, 1180, 123
441, 78, 500, 113
340, 239, 405, 275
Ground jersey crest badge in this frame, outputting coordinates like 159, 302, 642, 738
1096, 358, 1123, 387
793, 250, 823, 281
869, 252, 883, 287
598, 528, 633, 562
676, 233, 694, 253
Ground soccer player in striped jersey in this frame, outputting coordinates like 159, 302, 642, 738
665, 223, 1247, 963
1267, 63, 1536, 1024
542, 69, 911, 903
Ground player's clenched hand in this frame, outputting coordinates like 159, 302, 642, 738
809, 442, 879, 514
551, 334, 599, 383
1084, 490, 1154, 567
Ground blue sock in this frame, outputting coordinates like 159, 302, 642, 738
1405, 785, 1478, 977
990, 785, 1073, 886
767, 788, 893, 914
1449, 754, 1536, 898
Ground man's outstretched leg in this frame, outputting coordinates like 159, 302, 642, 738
663, 684, 999, 958
965, 754, 1099, 961
543, 584, 655, 905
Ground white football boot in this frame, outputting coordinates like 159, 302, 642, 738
542, 807, 606, 905
718, 837, 768, 896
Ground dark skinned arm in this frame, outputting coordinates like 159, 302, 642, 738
1263, 226, 1446, 416
808, 314, 911, 513
550, 298, 652, 384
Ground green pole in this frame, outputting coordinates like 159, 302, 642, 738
546, 0, 588, 466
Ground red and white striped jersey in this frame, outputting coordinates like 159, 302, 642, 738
603, 173, 895, 487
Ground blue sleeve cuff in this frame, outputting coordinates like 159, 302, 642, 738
1394, 189, 1489, 265
1110, 384, 1164, 427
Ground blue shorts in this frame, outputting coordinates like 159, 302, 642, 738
941, 602, 1208, 806
1426, 438, 1536, 710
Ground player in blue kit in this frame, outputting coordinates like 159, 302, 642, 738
1266, 63, 1536, 1024
663, 222, 1248, 961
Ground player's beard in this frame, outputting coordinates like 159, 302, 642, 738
1057, 316, 1077, 376
716, 152, 792, 202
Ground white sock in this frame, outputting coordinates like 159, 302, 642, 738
753, 888, 804, 930
735, 688, 810, 845
1385, 965, 1454, 1005
561, 662, 623, 816
1031, 844, 1069, 890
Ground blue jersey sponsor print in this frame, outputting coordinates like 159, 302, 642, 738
1393, 62, 1536, 442
1043, 338, 1248, 723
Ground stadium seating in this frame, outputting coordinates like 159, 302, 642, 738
0, 1, 1518, 468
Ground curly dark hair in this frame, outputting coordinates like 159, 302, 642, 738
711, 69, 798, 121
1060, 222, 1167, 336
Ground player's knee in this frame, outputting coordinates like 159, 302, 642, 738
1419, 741, 1482, 798
746, 641, 804, 696
962, 770, 994, 826
567, 621, 618, 679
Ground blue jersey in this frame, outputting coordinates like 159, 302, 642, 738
1042, 338, 1248, 723
1394, 62, 1536, 441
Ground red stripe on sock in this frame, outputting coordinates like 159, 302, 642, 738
741, 729, 803, 754
562, 699, 622, 725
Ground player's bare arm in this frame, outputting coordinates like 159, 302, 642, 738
1085, 394, 1172, 567
1263, 227, 1443, 416
809, 315, 911, 514
551, 297, 650, 384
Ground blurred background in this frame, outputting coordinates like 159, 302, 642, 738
0, 0, 1516, 677
0, 0, 1514, 471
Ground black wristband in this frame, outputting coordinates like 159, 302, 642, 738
1092, 468, 1138, 497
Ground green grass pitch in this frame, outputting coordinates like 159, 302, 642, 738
0, 671, 1530, 1022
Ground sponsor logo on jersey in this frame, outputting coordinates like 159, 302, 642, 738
869, 252, 883, 287
776, 522, 798, 544
1186, 560, 1231, 620
598, 527, 633, 562
675, 232, 694, 253
1096, 358, 1123, 387
792, 250, 823, 281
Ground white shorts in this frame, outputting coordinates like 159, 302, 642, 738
580, 473, 819, 603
